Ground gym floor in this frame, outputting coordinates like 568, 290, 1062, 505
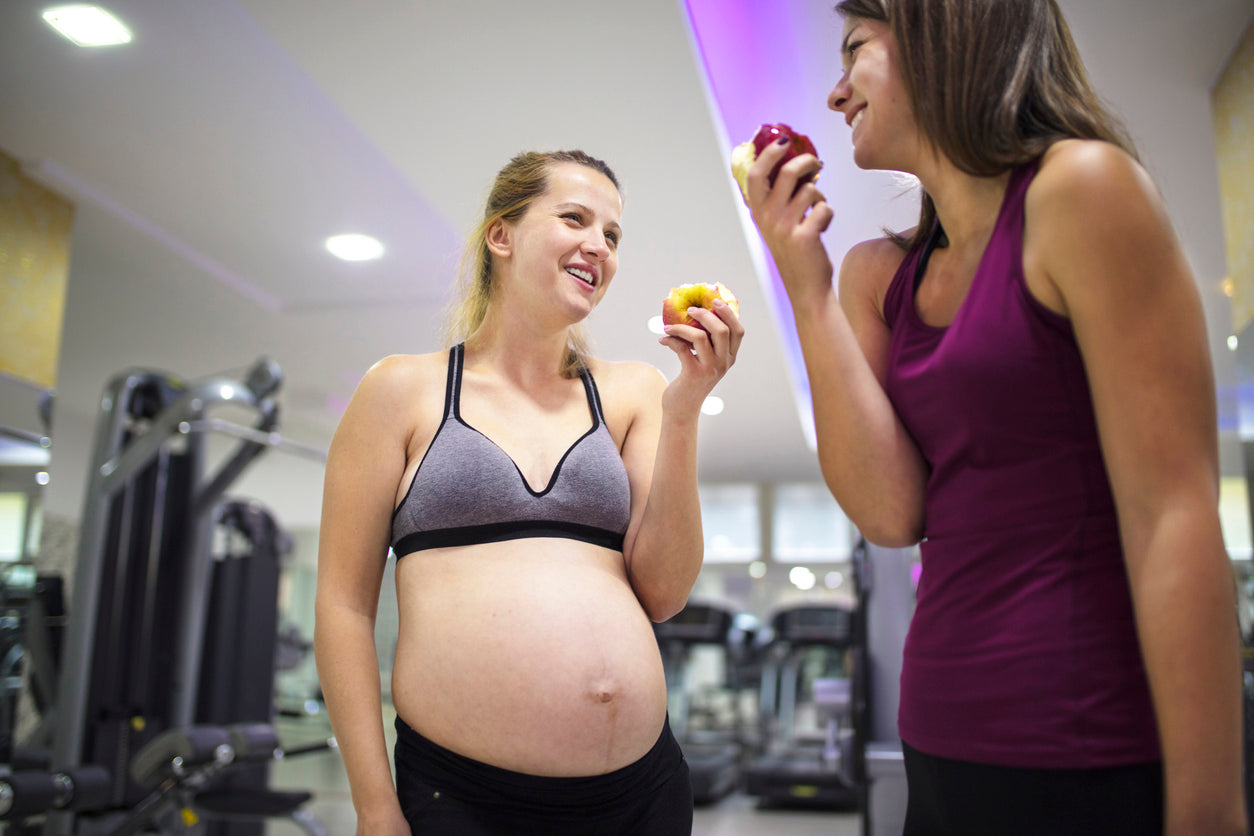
264, 708, 863, 835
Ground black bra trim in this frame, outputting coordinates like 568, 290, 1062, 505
449, 344, 603, 499
913, 220, 948, 292
443, 343, 460, 419
394, 520, 625, 558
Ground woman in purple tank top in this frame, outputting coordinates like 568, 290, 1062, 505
740, 1, 1245, 834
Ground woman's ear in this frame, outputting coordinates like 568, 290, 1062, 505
485, 218, 512, 259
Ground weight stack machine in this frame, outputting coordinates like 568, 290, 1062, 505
44, 360, 285, 836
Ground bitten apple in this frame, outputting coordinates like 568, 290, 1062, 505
731, 123, 818, 200
662, 283, 740, 332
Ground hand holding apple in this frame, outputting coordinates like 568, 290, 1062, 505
659, 282, 743, 413
662, 283, 740, 332
731, 123, 818, 200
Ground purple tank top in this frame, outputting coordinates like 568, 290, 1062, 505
883, 160, 1160, 768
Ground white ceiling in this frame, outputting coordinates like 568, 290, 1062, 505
1, 0, 1251, 528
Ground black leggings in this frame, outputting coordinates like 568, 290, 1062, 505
902, 740, 1164, 836
393, 716, 692, 835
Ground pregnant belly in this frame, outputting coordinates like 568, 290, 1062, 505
389, 541, 668, 777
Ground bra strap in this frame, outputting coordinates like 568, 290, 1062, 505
581, 365, 606, 428
444, 343, 463, 420
913, 220, 948, 292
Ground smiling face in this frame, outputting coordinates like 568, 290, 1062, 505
828, 16, 921, 172
489, 162, 623, 326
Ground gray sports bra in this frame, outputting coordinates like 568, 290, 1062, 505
390, 344, 632, 558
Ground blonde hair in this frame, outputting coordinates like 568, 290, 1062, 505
441, 150, 622, 377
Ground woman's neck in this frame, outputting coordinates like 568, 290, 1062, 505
914, 158, 1011, 251
465, 307, 571, 384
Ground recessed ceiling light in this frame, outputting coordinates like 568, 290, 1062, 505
42, 5, 132, 47
325, 233, 384, 262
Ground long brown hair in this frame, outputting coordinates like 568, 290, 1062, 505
441, 150, 622, 376
834, 0, 1137, 250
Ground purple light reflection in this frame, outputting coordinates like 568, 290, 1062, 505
682, 0, 814, 146
681, 0, 917, 451
681, 0, 835, 449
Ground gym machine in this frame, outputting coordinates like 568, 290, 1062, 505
858, 540, 916, 836
12, 359, 333, 835
1, 564, 38, 769
2, 725, 333, 835
1238, 560, 1253, 831
742, 600, 865, 809
654, 600, 759, 805
0, 764, 111, 828
744, 541, 871, 810
107, 724, 331, 836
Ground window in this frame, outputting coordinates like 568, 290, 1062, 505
1220, 476, 1252, 562
772, 483, 855, 563
0, 493, 27, 561
699, 483, 760, 563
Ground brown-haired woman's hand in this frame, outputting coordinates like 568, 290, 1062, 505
740, 138, 835, 310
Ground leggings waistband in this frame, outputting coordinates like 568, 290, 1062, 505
393, 715, 683, 811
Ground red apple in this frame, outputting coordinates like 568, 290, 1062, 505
662, 283, 740, 331
731, 123, 818, 199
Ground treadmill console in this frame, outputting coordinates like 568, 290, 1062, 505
654, 603, 735, 644
773, 605, 853, 646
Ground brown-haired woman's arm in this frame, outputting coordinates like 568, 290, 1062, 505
1034, 139, 1246, 836
745, 140, 929, 545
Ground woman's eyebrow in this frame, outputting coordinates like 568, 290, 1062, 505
555, 202, 623, 240
841, 23, 865, 56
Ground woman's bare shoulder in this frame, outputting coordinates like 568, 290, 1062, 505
1028, 139, 1172, 299
348, 350, 451, 414
847, 232, 912, 264
1032, 139, 1154, 213
839, 233, 911, 318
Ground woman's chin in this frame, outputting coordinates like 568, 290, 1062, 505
850, 143, 878, 171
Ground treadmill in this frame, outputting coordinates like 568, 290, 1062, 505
743, 600, 867, 809
654, 600, 757, 804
